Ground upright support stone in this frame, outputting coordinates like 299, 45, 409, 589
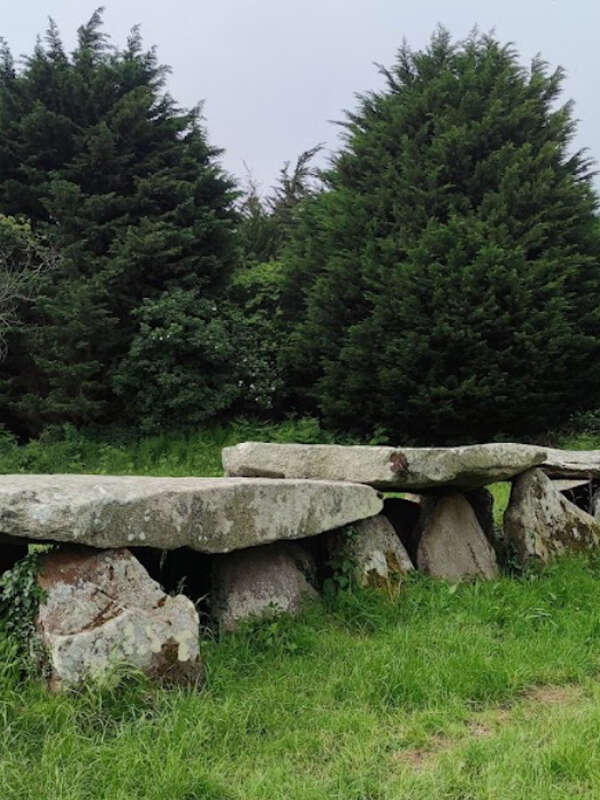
504, 468, 600, 564
211, 542, 318, 632
416, 492, 498, 581
35, 547, 202, 690
326, 515, 414, 589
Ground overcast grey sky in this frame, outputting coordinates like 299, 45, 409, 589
3, 1, 600, 194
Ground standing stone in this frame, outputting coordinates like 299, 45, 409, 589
382, 497, 422, 563
327, 515, 414, 589
222, 441, 547, 490
211, 542, 318, 632
504, 468, 600, 564
416, 492, 499, 581
35, 547, 202, 690
0, 475, 382, 552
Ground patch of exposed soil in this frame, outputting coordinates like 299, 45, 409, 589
392, 681, 585, 771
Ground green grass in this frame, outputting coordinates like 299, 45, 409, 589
558, 433, 600, 450
489, 481, 512, 525
3, 556, 600, 798
0, 418, 347, 477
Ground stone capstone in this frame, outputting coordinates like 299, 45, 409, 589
222, 442, 546, 490
211, 542, 318, 631
416, 492, 499, 581
35, 547, 202, 690
0, 475, 382, 552
327, 515, 414, 589
542, 449, 600, 480
504, 468, 600, 564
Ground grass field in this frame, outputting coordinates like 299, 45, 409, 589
3, 557, 600, 798
2, 422, 600, 798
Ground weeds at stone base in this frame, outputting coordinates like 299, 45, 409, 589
0, 552, 47, 674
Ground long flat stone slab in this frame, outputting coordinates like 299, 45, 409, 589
222, 442, 547, 490
542, 449, 600, 479
0, 475, 382, 552
551, 478, 592, 492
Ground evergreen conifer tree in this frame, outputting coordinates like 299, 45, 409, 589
0, 10, 237, 433
281, 29, 600, 443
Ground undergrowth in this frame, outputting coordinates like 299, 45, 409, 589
0, 418, 350, 476
0, 552, 46, 671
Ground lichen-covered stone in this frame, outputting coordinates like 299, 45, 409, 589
416, 492, 498, 581
542, 449, 600, 479
222, 442, 546, 490
327, 515, 414, 589
504, 468, 600, 564
0, 475, 382, 552
211, 542, 318, 631
35, 547, 202, 690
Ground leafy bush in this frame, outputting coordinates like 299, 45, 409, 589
113, 289, 241, 431
0, 552, 46, 668
227, 260, 286, 414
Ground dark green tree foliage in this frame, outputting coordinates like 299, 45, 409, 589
0, 10, 237, 433
236, 145, 322, 264
230, 147, 322, 416
112, 289, 239, 430
281, 30, 600, 443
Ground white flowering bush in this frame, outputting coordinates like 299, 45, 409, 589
112, 288, 241, 430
